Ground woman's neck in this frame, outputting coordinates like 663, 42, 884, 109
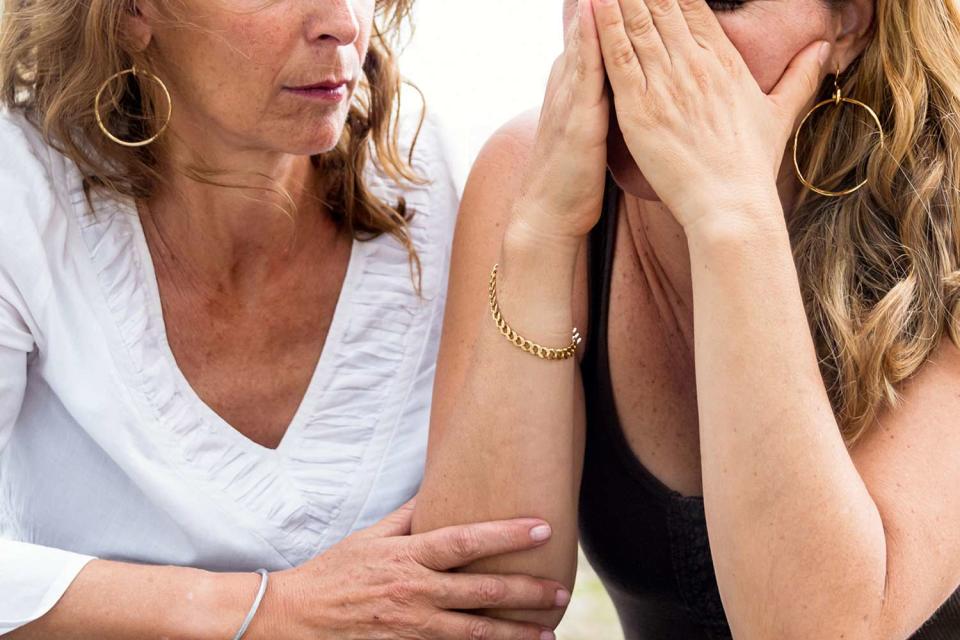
625, 169, 802, 354
140, 151, 337, 299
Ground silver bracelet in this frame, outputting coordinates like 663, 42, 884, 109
232, 569, 270, 640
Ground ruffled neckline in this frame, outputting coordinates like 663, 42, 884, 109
66, 133, 446, 563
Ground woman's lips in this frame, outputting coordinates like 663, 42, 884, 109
284, 81, 349, 102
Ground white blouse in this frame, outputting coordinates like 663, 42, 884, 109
0, 109, 459, 634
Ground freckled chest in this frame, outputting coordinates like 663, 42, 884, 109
148, 227, 353, 450
604, 199, 704, 496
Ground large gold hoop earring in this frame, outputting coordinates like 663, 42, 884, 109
793, 66, 885, 198
94, 65, 172, 148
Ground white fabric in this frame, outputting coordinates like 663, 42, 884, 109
0, 108, 459, 635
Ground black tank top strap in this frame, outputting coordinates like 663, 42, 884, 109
583, 173, 621, 368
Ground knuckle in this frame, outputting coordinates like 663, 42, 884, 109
451, 527, 483, 560
477, 578, 507, 606
531, 580, 549, 605
391, 541, 414, 563
377, 608, 411, 630
396, 612, 423, 633
467, 618, 494, 640
386, 579, 419, 604
624, 11, 655, 40
431, 577, 453, 604
611, 42, 638, 68
646, 0, 675, 15
689, 65, 712, 92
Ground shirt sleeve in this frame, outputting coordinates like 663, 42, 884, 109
0, 125, 96, 635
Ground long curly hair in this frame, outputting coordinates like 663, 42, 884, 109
791, 0, 960, 444
0, 0, 424, 271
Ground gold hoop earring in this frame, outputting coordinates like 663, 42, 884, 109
94, 65, 172, 148
793, 65, 885, 198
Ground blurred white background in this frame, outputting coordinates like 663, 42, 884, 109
400, 0, 563, 189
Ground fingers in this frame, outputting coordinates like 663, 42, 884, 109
409, 519, 553, 571
431, 573, 571, 611
359, 498, 417, 538
575, 0, 605, 87
426, 611, 554, 640
593, 0, 646, 91
769, 40, 832, 118
676, 0, 731, 49
637, 0, 695, 53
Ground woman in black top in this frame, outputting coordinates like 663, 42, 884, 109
415, 0, 960, 638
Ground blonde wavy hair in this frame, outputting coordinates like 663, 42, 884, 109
0, 0, 424, 273
792, 0, 960, 444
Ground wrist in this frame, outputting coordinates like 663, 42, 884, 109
189, 569, 283, 640
682, 192, 788, 252
508, 196, 589, 257
244, 568, 300, 640
494, 226, 581, 345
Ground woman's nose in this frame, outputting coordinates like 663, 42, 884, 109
305, 0, 361, 46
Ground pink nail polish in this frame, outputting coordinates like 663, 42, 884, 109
818, 41, 832, 65
555, 589, 571, 607
530, 524, 552, 542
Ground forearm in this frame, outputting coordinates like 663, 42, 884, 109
413, 210, 585, 624
686, 209, 887, 639
7, 558, 279, 640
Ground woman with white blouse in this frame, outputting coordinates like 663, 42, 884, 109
0, 1, 570, 638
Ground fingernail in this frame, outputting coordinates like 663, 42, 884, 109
555, 589, 571, 607
541, 632, 556, 640
530, 524, 552, 542
818, 41, 832, 65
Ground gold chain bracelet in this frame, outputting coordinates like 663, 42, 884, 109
488, 264, 582, 361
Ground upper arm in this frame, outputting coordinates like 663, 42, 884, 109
850, 334, 960, 638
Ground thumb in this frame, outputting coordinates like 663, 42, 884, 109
769, 40, 832, 118
357, 497, 417, 539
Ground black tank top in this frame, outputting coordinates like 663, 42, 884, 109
577, 177, 960, 640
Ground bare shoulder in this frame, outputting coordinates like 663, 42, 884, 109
444, 109, 540, 310
458, 108, 539, 222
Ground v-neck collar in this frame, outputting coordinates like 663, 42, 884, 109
127, 200, 366, 458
